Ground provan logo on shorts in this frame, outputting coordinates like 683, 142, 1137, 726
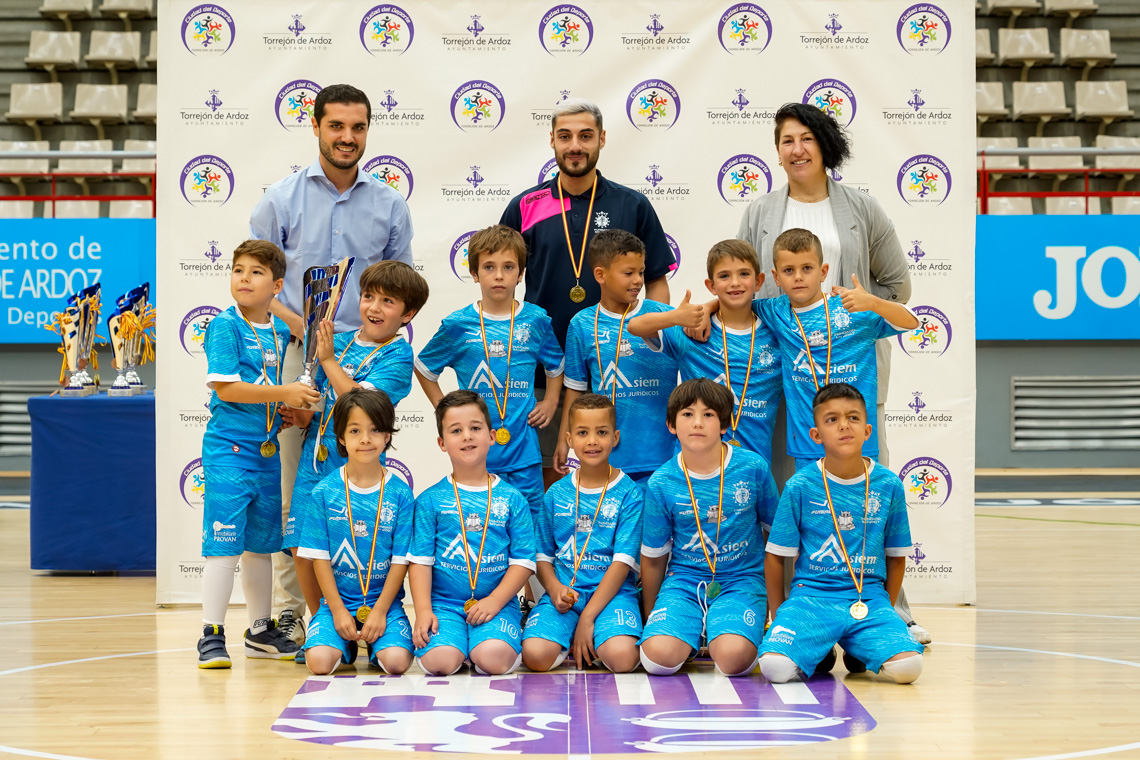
360, 5, 414, 55
897, 154, 952, 206
897, 305, 952, 357
275, 79, 320, 131
181, 155, 235, 207
363, 155, 414, 201
539, 5, 594, 56
451, 81, 506, 132
718, 154, 772, 206
803, 79, 857, 128
179, 457, 206, 509
627, 79, 681, 131
717, 4, 773, 54
450, 230, 478, 283
897, 4, 952, 55
181, 5, 235, 56
180, 305, 222, 357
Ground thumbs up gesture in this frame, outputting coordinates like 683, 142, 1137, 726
673, 289, 706, 330
831, 273, 876, 313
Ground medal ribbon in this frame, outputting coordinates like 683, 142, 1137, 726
344, 468, 387, 609
314, 332, 392, 448
452, 475, 494, 603
791, 297, 832, 391
593, 302, 633, 404
720, 316, 757, 444
240, 314, 282, 443
478, 301, 515, 435
680, 444, 726, 582
568, 466, 613, 590
819, 458, 871, 600
557, 176, 598, 291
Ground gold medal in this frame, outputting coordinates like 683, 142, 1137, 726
464, 598, 478, 613
706, 581, 722, 601
821, 459, 873, 620
344, 470, 387, 630
569, 285, 586, 303
260, 441, 276, 457
356, 605, 371, 623
729, 439, 741, 447
681, 445, 725, 612
720, 316, 757, 448
566, 588, 580, 604
454, 475, 494, 616
317, 443, 329, 462
495, 427, 511, 445
849, 600, 869, 620
478, 303, 515, 449
241, 315, 282, 460
792, 297, 833, 391
557, 177, 597, 306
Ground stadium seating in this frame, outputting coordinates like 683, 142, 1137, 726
4, 83, 63, 141
985, 0, 1041, 26
1094, 135, 1140, 181
976, 82, 1009, 126
24, 30, 81, 82
43, 200, 100, 218
1074, 80, 1134, 131
100, 0, 154, 31
1110, 197, 1140, 214
0, 201, 36, 219
0, 140, 51, 179
1043, 0, 1098, 26
85, 31, 142, 84
132, 83, 157, 122
1011, 81, 1071, 135
987, 196, 1034, 214
1046, 196, 1102, 214
68, 84, 128, 139
58, 139, 113, 178
996, 28, 1054, 79
977, 29, 995, 65
146, 31, 157, 66
1028, 136, 1083, 189
38, 0, 93, 32
108, 199, 154, 217
1059, 28, 1115, 79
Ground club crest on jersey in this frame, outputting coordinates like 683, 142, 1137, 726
832, 308, 852, 330
618, 338, 634, 357
575, 514, 593, 532
807, 329, 827, 347
600, 499, 619, 520
488, 339, 507, 358
491, 496, 511, 519
353, 519, 368, 537
838, 511, 855, 531
464, 512, 484, 531
594, 210, 610, 229
734, 481, 751, 506
867, 494, 881, 516
757, 347, 776, 367
380, 505, 395, 523
513, 324, 531, 344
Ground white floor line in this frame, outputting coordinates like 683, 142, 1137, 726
0, 610, 198, 627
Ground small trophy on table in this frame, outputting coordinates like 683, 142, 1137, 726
49, 284, 103, 396
291, 257, 355, 410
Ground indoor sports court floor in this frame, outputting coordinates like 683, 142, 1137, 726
1, 471, 1137, 760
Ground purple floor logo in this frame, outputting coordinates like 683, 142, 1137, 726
897, 4, 951, 55
718, 4, 772, 54
897, 305, 952, 357
179, 457, 206, 509
539, 5, 593, 56
275, 80, 320, 131
360, 5, 414, 55
181, 155, 234, 207
718, 154, 772, 205
385, 457, 414, 491
180, 305, 222, 357
666, 233, 681, 279
898, 456, 952, 509
182, 5, 235, 56
897, 154, 951, 206
273, 672, 875, 753
450, 230, 477, 282
538, 158, 559, 184
803, 79, 857, 127
452, 81, 506, 132
627, 79, 681, 131
363, 155, 414, 201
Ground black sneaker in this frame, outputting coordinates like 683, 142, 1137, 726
277, 609, 306, 646
244, 618, 301, 660
519, 597, 536, 628
842, 651, 867, 674
198, 624, 231, 669
813, 646, 837, 675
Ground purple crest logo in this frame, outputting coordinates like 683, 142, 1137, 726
204, 240, 222, 262
385, 457, 414, 491
718, 154, 772, 205
626, 79, 681, 131
181, 155, 235, 207
451, 80, 506, 132
539, 5, 594, 56
908, 239, 926, 263
896, 4, 951, 55
897, 305, 953, 357
897, 154, 952, 206
179, 458, 206, 508
360, 5, 414, 55
180, 305, 222, 356
803, 79, 857, 127
363, 155, 414, 201
181, 5, 235, 56
273, 672, 876, 752
718, 4, 772, 54
898, 456, 953, 509
275, 79, 320, 131
450, 230, 478, 282
538, 158, 560, 184
665, 233, 681, 280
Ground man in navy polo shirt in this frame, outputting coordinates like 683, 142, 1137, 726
499, 99, 674, 486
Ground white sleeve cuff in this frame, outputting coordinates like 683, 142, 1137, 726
358, 380, 376, 390
412, 357, 440, 382
644, 332, 664, 353
613, 552, 640, 571
205, 372, 240, 390
536, 553, 556, 563
296, 547, 329, 561
390, 555, 409, 565
885, 546, 912, 557
545, 359, 565, 378
887, 306, 919, 332
563, 376, 588, 391
406, 554, 435, 566
765, 542, 799, 557
640, 541, 672, 559
509, 558, 537, 572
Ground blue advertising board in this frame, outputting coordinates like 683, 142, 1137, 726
0, 219, 156, 344
976, 215, 1140, 340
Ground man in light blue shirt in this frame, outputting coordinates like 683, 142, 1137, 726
248, 83, 414, 644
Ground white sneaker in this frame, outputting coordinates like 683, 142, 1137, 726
908, 621, 932, 645
277, 609, 306, 646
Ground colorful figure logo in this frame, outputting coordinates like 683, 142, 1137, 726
899, 456, 953, 509
539, 5, 593, 56
275, 80, 321, 131
897, 154, 952, 206
363, 155, 414, 201
803, 79, 857, 128
896, 305, 953, 357
718, 154, 772, 205
181, 155, 235, 207
665, 234, 681, 280
718, 4, 773, 54
180, 305, 222, 356
179, 458, 206, 508
359, 5, 414, 55
450, 230, 478, 282
181, 5, 235, 55
626, 79, 681, 131
451, 80, 506, 132
896, 4, 952, 55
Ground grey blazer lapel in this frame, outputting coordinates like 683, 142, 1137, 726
827, 179, 862, 293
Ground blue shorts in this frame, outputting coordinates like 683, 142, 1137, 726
495, 464, 544, 519
761, 594, 924, 673
414, 599, 523, 659
522, 589, 642, 650
304, 598, 413, 663
640, 575, 765, 653
202, 464, 282, 556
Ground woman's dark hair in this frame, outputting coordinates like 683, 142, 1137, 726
773, 103, 852, 172
333, 388, 398, 457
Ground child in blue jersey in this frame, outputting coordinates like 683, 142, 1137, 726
283, 261, 428, 631
522, 394, 644, 673
756, 228, 918, 469
640, 379, 779, 677
196, 240, 321, 669
760, 383, 924, 684
558, 229, 679, 484
628, 240, 782, 462
297, 388, 415, 675
408, 390, 537, 676
414, 225, 564, 519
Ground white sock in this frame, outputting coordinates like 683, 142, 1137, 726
759, 653, 800, 684
880, 654, 923, 684
240, 552, 273, 631
639, 650, 683, 676
201, 555, 239, 626
715, 656, 759, 677
416, 656, 463, 676
549, 650, 569, 670
527, 576, 544, 601
474, 652, 523, 676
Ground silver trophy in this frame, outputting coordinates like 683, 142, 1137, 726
291, 257, 355, 410
121, 284, 150, 394
58, 302, 86, 397
61, 285, 102, 396
106, 307, 132, 396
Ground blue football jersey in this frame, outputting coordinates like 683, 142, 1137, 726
203, 306, 290, 469
536, 470, 643, 594
651, 314, 782, 462
755, 294, 910, 459
767, 460, 912, 602
564, 299, 678, 473
641, 446, 778, 583
408, 475, 537, 604
296, 466, 414, 612
415, 302, 564, 472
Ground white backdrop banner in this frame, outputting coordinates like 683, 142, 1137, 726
157, 0, 976, 604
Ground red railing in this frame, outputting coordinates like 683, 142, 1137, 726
977, 148, 1140, 214
0, 150, 156, 217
